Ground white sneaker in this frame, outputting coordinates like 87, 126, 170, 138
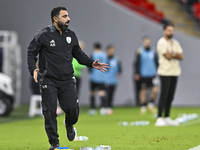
88, 109, 97, 116
165, 117, 179, 126
147, 103, 157, 114
100, 107, 107, 116
155, 117, 166, 126
140, 106, 147, 114
106, 108, 113, 115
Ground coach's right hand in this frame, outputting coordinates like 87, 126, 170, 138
33, 69, 39, 83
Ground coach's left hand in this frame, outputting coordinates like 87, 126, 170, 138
92, 59, 109, 73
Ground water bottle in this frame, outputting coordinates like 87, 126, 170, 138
190, 113, 199, 120
176, 113, 188, 124
80, 146, 111, 150
56, 147, 68, 149
97, 145, 111, 149
74, 127, 77, 137
175, 113, 199, 124
55, 147, 74, 150
131, 121, 149, 126
118, 121, 129, 126
141, 121, 150, 126
75, 136, 89, 141
80, 147, 95, 150
186, 113, 198, 121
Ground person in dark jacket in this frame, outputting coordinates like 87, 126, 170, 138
27, 7, 108, 150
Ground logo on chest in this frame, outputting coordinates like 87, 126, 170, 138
66, 36, 71, 44
50, 39, 56, 47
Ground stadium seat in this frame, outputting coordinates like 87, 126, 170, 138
28, 94, 42, 117
146, 3, 155, 11
113, 0, 164, 23
193, 2, 200, 20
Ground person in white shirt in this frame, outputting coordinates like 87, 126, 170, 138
155, 23, 184, 126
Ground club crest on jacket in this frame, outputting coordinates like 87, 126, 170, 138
66, 37, 71, 44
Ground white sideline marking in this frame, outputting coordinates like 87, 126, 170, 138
188, 145, 200, 150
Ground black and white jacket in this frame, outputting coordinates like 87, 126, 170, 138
27, 25, 94, 80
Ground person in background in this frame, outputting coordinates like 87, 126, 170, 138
155, 23, 183, 126
135, 36, 158, 114
105, 44, 122, 115
0, 47, 3, 72
72, 40, 86, 95
133, 54, 141, 107
89, 42, 107, 115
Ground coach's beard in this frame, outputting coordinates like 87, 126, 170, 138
58, 21, 69, 31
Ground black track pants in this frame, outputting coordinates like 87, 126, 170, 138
158, 76, 178, 117
41, 77, 79, 145
75, 77, 81, 95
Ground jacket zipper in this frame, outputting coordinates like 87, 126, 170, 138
60, 32, 63, 80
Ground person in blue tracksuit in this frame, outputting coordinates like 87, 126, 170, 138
105, 45, 122, 115
89, 42, 107, 115
135, 36, 158, 114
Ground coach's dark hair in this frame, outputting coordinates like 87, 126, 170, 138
106, 44, 114, 51
93, 42, 102, 49
51, 7, 67, 23
163, 23, 174, 30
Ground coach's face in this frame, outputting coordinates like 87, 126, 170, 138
164, 26, 174, 39
55, 10, 70, 31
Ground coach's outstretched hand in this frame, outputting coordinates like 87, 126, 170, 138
92, 59, 109, 73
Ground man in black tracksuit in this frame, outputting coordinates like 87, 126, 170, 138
27, 7, 108, 150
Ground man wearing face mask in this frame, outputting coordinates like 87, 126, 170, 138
155, 23, 183, 126
135, 36, 158, 114
27, 7, 108, 150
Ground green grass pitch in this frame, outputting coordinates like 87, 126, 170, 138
0, 106, 199, 150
